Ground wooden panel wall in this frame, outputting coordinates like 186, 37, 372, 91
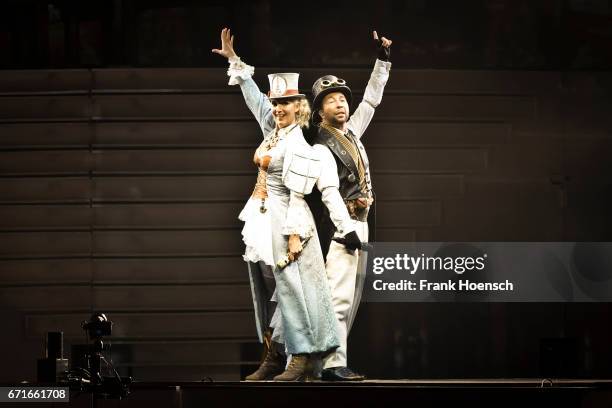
1, 67, 611, 380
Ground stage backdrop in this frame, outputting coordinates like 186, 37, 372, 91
0, 64, 611, 380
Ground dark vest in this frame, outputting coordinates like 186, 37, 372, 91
305, 126, 376, 258
312, 126, 368, 201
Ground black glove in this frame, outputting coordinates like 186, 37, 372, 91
375, 37, 391, 62
339, 231, 362, 251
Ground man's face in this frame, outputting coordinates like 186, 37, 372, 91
319, 91, 350, 127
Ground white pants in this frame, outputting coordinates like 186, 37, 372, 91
322, 220, 369, 369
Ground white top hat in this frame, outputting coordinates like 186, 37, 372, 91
267, 73, 305, 100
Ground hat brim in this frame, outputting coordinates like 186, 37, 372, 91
268, 93, 306, 101
311, 86, 353, 123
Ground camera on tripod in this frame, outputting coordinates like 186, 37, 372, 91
82, 313, 113, 340
70, 313, 131, 399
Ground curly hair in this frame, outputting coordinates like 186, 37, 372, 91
294, 98, 312, 129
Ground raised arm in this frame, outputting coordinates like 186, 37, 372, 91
346, 30, 392, 139
212, 28, 275, 135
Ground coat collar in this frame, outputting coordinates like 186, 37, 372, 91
276, 123, 299, 139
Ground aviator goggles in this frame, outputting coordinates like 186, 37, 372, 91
320, 78, 346, 88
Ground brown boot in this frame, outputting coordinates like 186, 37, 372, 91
272, 354, 313, 382
244, 334, 286, 381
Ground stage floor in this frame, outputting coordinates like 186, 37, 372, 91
7, 379, 612, 408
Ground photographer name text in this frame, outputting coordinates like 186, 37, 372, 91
372, 279, 514, 292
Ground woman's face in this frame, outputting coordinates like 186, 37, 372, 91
271, 98, 299, 128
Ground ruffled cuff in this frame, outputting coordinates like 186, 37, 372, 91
281, 193, 314, 238
227, 56, 255, 85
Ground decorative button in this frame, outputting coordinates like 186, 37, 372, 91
348, 174, 356, 182
341, 150, 346, 155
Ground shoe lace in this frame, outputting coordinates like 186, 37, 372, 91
262, 346, 281, 367
286, 355, 306, 370
263, 330, 272, 350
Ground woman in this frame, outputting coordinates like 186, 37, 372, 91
212, 28, 339, 381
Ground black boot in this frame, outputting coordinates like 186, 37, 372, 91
321, 366, 365, 381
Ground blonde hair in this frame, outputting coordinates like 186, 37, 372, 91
294, 98, 311, 129
271, 97, 312, 129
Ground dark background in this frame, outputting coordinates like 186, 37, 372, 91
2, 0, 612, 70
1, 0, 612, 382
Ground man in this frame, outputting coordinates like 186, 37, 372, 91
309, 31, 392, 381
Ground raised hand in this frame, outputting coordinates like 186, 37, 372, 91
211, 27, 237, 59
373, 30, 392, 62
373, 30, 392, 48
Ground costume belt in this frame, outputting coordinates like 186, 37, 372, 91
251, 168, 268, 213
345, 197, 373, 222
